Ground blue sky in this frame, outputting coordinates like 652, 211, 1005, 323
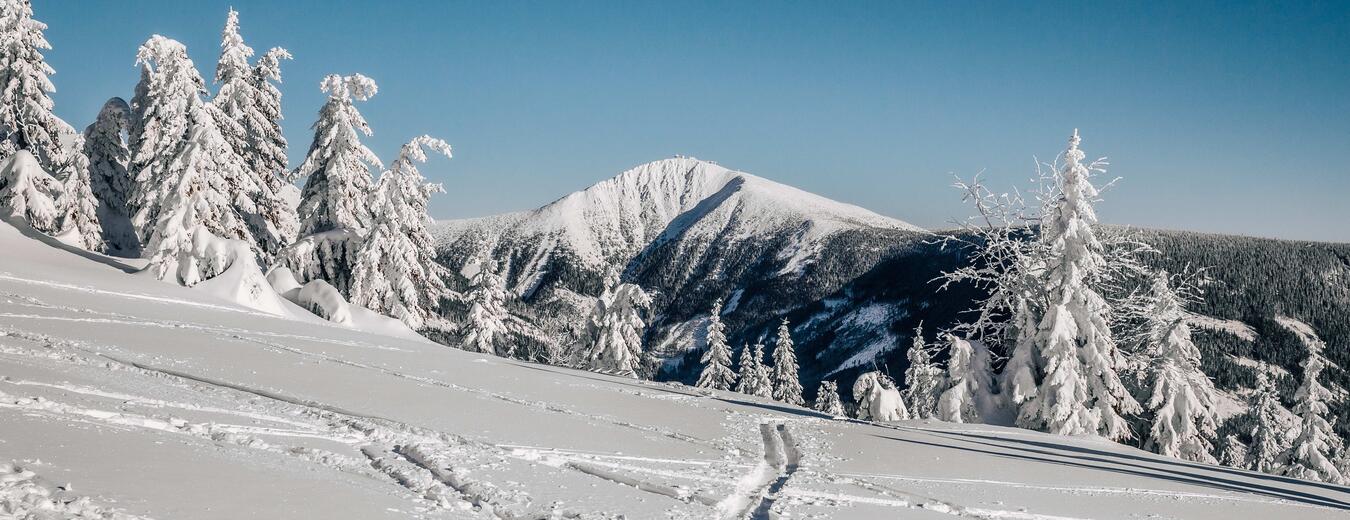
40, 1, 1350, 241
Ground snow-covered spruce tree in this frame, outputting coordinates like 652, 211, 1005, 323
128, 36, 256, 283
736, 343, 773, 398
249, 47, 292, 180
1134, 271, 1219, 463
770, 318, 804, 405
580, 283, 652, 378
348, 136, 453, 330
211, 9, 296, 262
287, 74, 382, 295
1247, 373, 1291, 475
853, 372, 909, 421
1218, 436, 1249, 470
0, 148, 57, 230
82, 97, 137, 252
1280, 320, 1346, 483
0, 0, 80, 175
1016, 130, 1140, 439
903, 325, 944, 419
461, 260, 510, 356
937, 335, 998, 424
55, 135, 101, 250
814, 380, 845, 416
695, 298, 737, 391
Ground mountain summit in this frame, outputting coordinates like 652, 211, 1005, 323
434, 157, 925, 362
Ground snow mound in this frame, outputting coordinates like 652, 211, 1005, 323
187, 231, 298, 317
275, 278, 424, 342
297, 279, 351, 324
265, 266, 303, 299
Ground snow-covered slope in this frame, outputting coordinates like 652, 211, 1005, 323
3, 208, 1349, 519
434, 157, 924, 362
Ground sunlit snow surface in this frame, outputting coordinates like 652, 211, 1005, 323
1, 222, 1347, 519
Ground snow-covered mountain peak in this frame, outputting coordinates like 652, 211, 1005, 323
471, 157, 922, 266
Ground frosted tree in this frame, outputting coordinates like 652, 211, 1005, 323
853, 372, 909, 421
349, 136, 453, 330
581, 283, 652, 378
55, 135, 101, 250
211, 9, 296, 262
770, 319, 804, 405
461, 260, 510, 356
287, 74, 381, 295
903, 325, 944, 419
83, 97, 136, 251
1015, 130, 1140, 439
695, 298, 737, 391
937, 335, 997, 424
1247, 373, 1290, 474
1218, 437, 1249, 470
0, 0, 81, 174
1280, 319, 1346, 483
249, 47, 293, 179
0, 148, 58, 231
736, 343, 773, 398
128, 36, 256, 283
814, 381, 845, 416
1132, 271, 1219, 462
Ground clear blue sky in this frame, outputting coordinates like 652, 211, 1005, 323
40, 1, 1350, 242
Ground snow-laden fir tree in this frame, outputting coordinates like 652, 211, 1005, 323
854, 372, 909, 421
695, 298, 736, 391
1279, 319, 1346, 483
1218, 436, 1249, 470
287, 74, 382, 295
461, 260, 510, 356
348, 136, 453, 330
580, 283, 652, 378
736, 343, 773, 398
1247, 373, 1290, 474
55, 135, 101, 251
249, 47, 292, 179
937, 335, 997, 423
1135, 271, 1219, 463
128, 36, 257, 283
82, 97, 137, 252
142, 127, 257, 285
1010, 130, 1140, 440
0, 148, 57, 230
211, 9, 296, 262
770, 318, 804, 405
0, 0, 81, 175
0, 145, 55, 224
903, 325, 944, 419
814, 380, 845, 416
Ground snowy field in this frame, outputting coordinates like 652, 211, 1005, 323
1, 221, 1347, 519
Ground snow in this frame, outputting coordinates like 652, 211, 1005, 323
433, 157, 922, 284
0, 218, 1347, 518
1188, 314, 1258, 342
186, 232, 298, 317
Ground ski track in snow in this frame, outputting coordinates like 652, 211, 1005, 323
718, 421, 802, 520
3, 281, 1345, 519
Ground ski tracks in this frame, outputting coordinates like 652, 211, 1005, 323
719, 421, 803, 520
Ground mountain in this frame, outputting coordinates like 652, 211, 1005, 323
433, 157, 925, 364
2, 218, 1346, 519
435, 159, 1350, 447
